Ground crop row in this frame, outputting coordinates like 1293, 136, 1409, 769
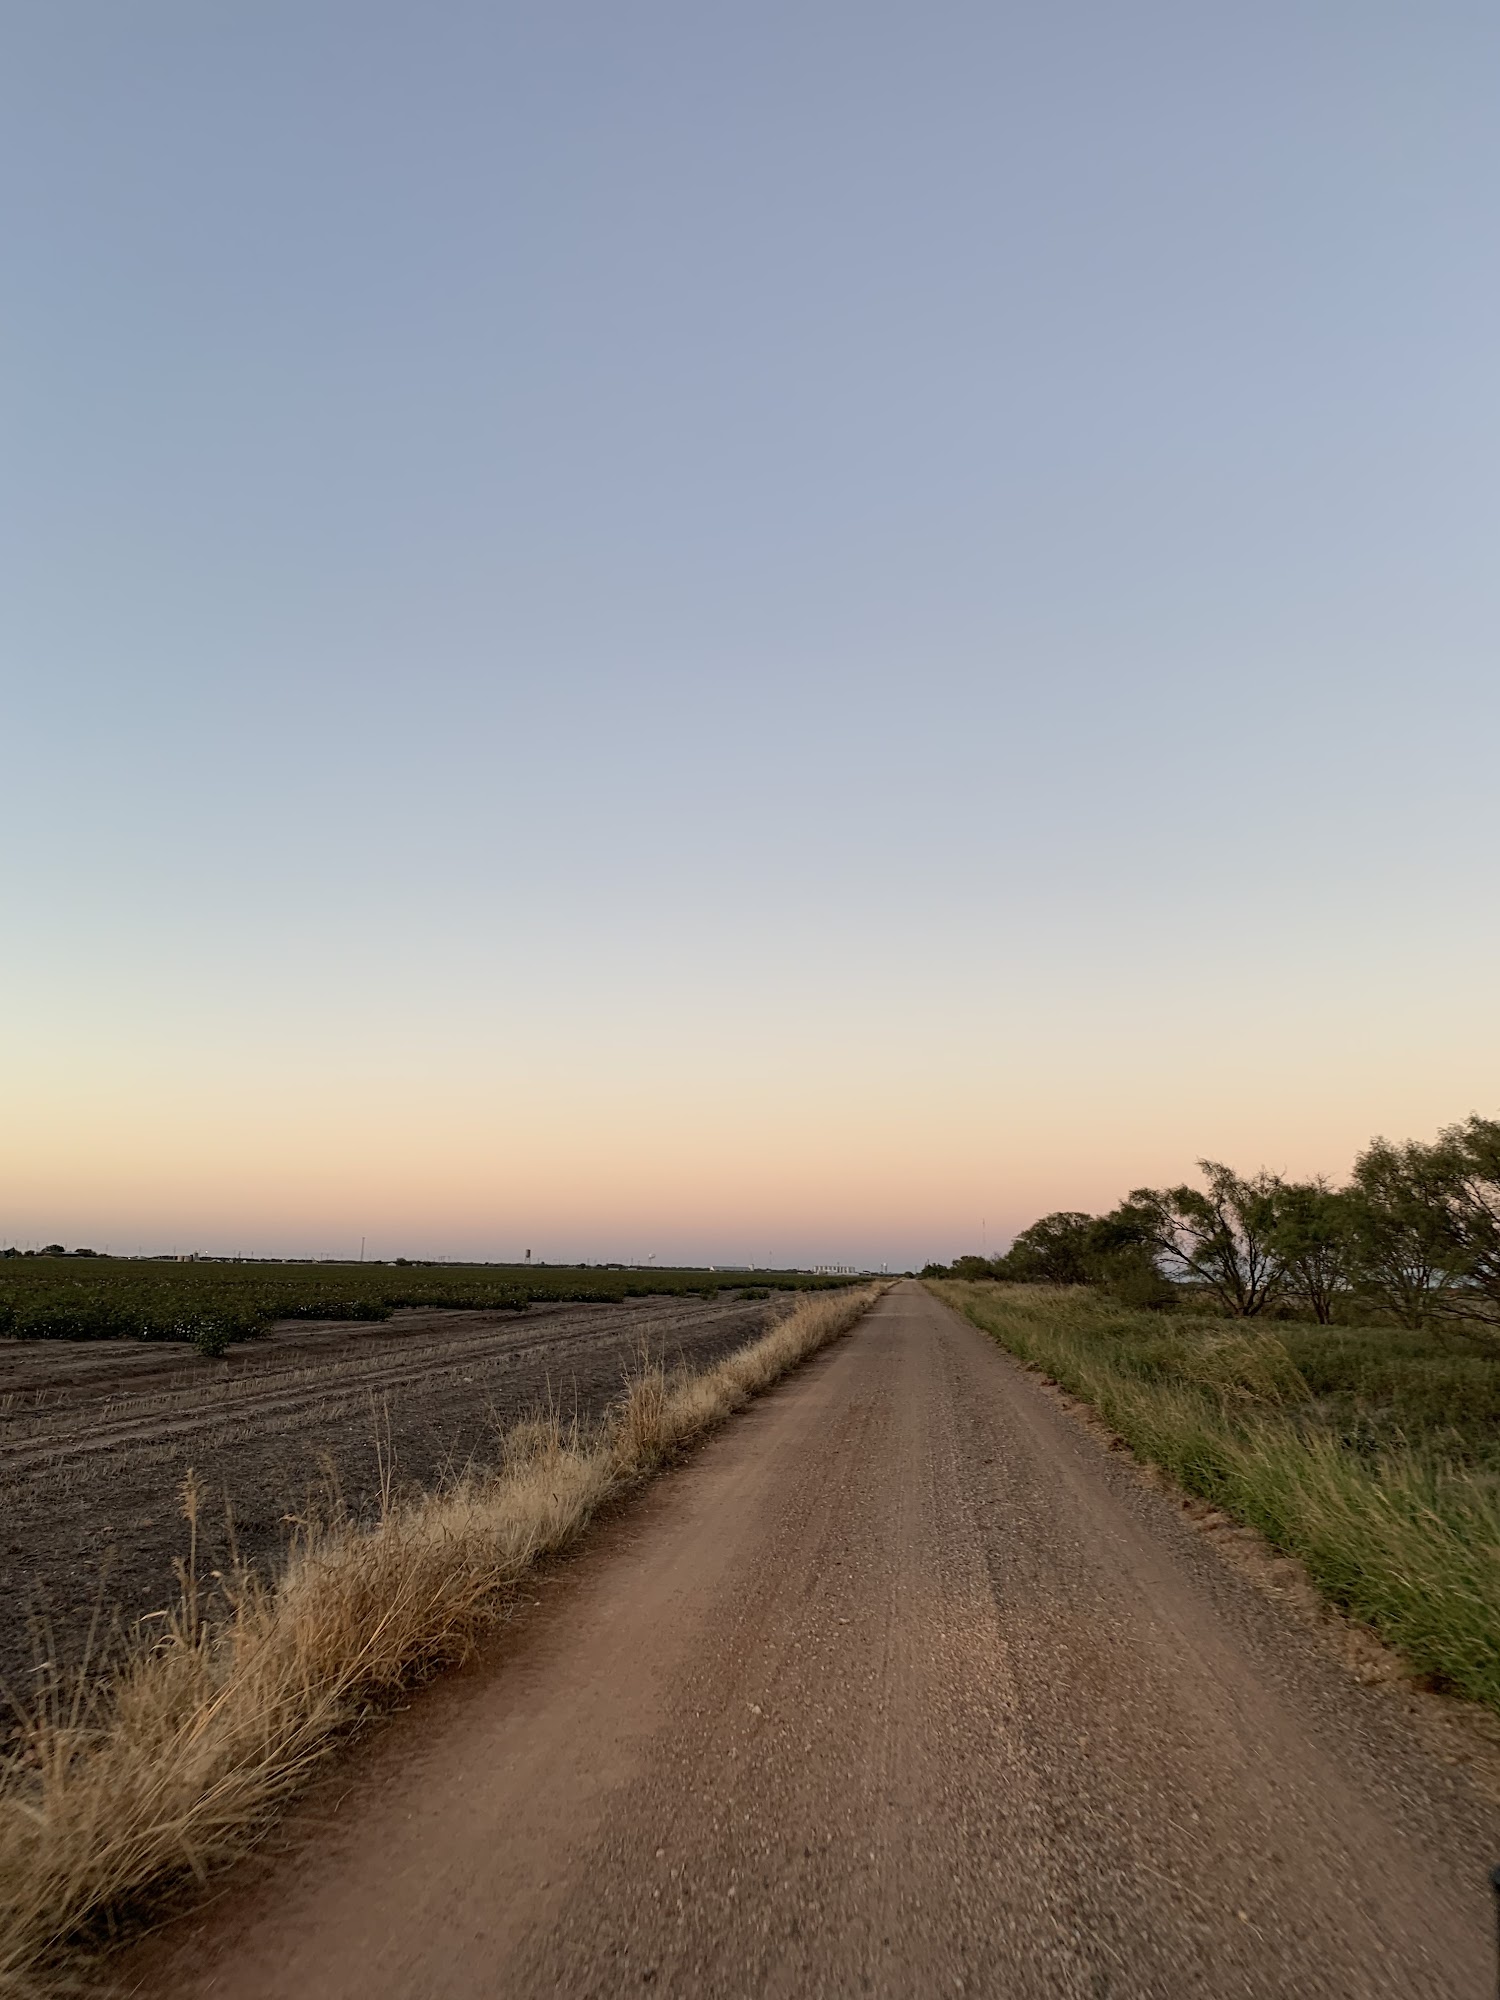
0, 1260, 843, 1353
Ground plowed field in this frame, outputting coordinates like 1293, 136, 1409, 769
0, 1293, 775, 1696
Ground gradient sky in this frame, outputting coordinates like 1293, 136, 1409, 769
4, 2, 1498, 1269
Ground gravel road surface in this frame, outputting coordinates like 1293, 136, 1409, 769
124, 1281, 1499, 1998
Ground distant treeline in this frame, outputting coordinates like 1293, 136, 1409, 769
0, 1260, 854, 1353
925, 1114, 1500, 1328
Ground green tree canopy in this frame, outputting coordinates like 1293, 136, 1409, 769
1270, 1180, 1352, 1325
1127, 1163, 1285, 1317
1435, 1116, 1500, 1321
1345, 1136, 1464, 1327
994, 1212, 1095, 1285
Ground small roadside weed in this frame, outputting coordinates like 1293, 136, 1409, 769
0, 1285, 880, 1998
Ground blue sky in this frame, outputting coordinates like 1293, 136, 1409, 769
4, 2, 1498, 1266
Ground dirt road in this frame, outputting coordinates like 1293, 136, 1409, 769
126, 1282, 1498, 1997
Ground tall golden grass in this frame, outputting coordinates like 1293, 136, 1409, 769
0, 1285, 880, 1998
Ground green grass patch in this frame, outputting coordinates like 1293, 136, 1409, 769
930, 1281, 1500, 1713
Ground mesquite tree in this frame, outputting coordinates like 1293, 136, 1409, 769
1344, 1136, 1466, 1327
1432, 1120, 1500, 1320
1270, 1180, 1352, 1325
994, 1212, 1096, 1285
1126, 1162, 1286, 1317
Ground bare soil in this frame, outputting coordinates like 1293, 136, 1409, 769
0, 1294, 774, 1699
121, 1282, 1499, 1997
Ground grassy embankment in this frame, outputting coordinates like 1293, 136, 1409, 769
0, 1258, 851, 1350
931, 1281, 1500, 1714
0, 1284, 881, 1999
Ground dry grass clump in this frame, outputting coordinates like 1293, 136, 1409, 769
0, 1285, 879, 1998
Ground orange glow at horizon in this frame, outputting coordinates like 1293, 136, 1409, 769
7, 964, 1495, 1265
